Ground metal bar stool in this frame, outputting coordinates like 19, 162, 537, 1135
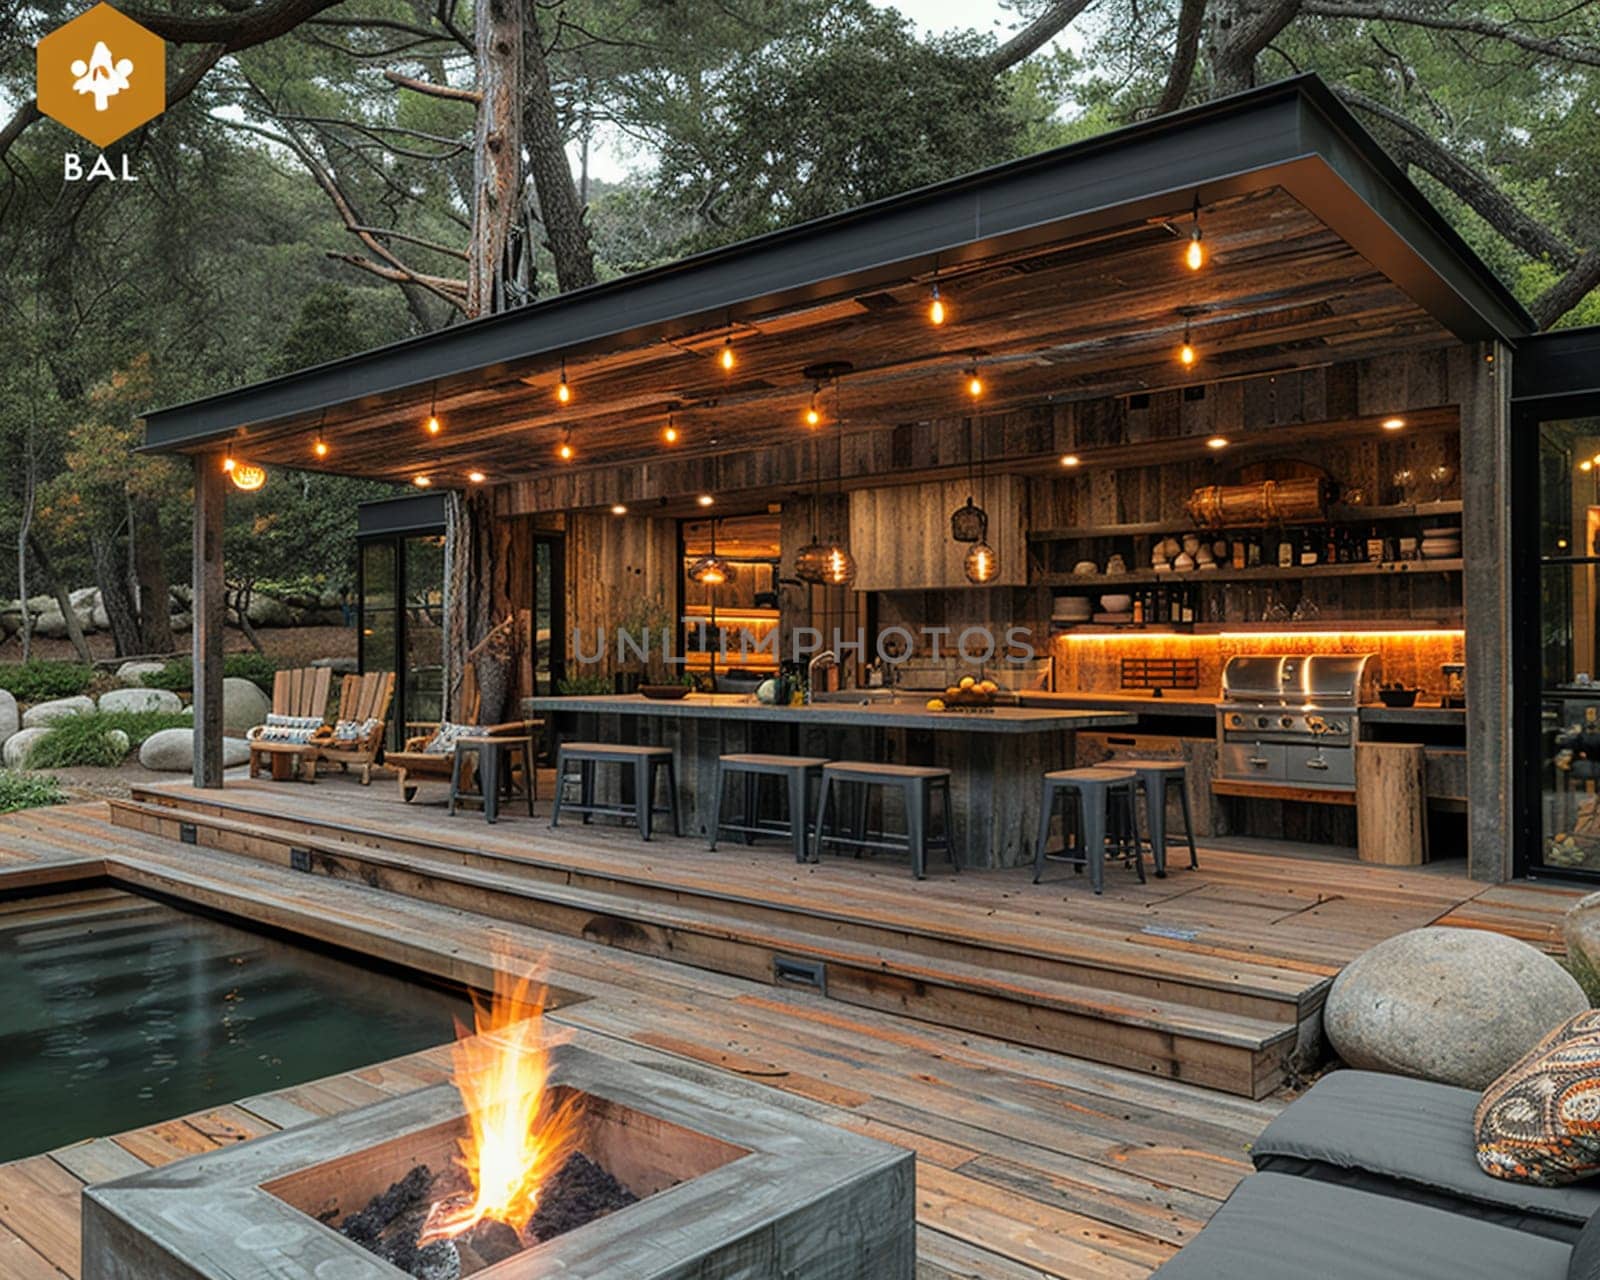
1033, 766, 1143, 894
1116, 758, 1199, 876
706, 754, 829, 862
813, 761, 957, 879
550, 742, 680, 841
448, 735, 536, 824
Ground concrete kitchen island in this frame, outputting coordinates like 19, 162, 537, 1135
526, 694, 1136, 868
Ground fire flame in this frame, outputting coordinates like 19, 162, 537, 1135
418, 967, 582, 1245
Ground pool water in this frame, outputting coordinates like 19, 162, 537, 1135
0, 888, 470, 1162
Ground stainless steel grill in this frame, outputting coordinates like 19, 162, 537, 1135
1216, 654, 1381, 791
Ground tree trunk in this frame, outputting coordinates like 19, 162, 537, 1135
26, 533, 93, 666
92, 535, 143, 657
1207, 0, 1300, 95
525, 6, 597, 292
132, 496, 176, 653
15, 454, 33, 664
467, 0, 523, 316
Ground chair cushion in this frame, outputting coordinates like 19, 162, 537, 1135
1149, 1172, 1570, 1280
253, 713, 324, 744
1254, 1069, 1600, 1241
1477, 1011, 1600, 1187
423, 721, 484, 755
332, 716, 379, 743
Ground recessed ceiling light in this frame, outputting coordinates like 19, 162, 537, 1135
467, 471, 486, 484
1381, 416, 1406, 431
610, 503, 628, 516
1206, 436, 1229, 450
1059, 454, 1080, 468
697, 494, 714, 507
413, 475, 431, 487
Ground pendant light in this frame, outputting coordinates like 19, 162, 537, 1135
804, 384, 822, 428
227, 460, 267, 491
818, 380, 856, 586
424, 382, 441, 435
950, 418, 988, 543
966, 359, 984, 399
557, 428, 575, 461
688, 516, 735, 585
1176, 306, 1203, 367
556, 357, 571, 404
1184, 194, 1205, 271
963, 420, 998, 585
929, 256, 948, 326
662, 409, 680, 445
311, 411, 329, 459
795, 431, 831, 584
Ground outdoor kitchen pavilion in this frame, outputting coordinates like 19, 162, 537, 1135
142, 74, 1559, 883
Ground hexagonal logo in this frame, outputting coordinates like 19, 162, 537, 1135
37, 4, 165, 148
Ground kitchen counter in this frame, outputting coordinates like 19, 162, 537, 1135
1020, 691, 1465, 730
526, 693, 1135, 735
526, 694, 1134, 868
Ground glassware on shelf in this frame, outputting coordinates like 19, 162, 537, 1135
1292, 595, 1320, 623
1429, 463, 1456, 501
1390, 467, 1414, 503
1262, 592, 1291, 624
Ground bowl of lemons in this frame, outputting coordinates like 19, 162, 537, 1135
926, 675, 999, 713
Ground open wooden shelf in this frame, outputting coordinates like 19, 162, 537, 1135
1038, 558, 1462, 588
1028, 500, 1462, 544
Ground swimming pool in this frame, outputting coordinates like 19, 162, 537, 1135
0, 887, 470, 1163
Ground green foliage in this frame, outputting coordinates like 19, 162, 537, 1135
0, 772, 64, 814
0, 662, 94, 702
557, 674, 613, 695
27, 711, 193, 769
141, 653, 279, 693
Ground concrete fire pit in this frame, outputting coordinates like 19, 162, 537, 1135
82, 1042, 915, 1279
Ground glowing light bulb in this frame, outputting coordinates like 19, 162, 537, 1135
697, 494, 714, 507
805, 406, 821, 427
1584, 461, 1594, 473
662, 424, 679, 444
1179, 341, 1197, 367
610, 503, 628, 516
1206, 436, 1229, 450
425, 415, 441, 435
967, 371, 983, 398
1381, 416, 1405, 431
929, 284, 947, 326
467, 471, 486, 484
413, 475, 431, 487
1060, 454, 1080, 468
558, 440, 574, 461
222, 456, 235, 472
720, 338, 735, 371
229, 463, 266, 492
313, 438, 329, 458
556, 379, 571, 404
1185, 229, 1204, 271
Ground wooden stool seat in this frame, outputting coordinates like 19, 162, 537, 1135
814, 761, 956, 879
551, 742, 679, 841
448, 735, 536, 824
1111, 758, 1199, 875
1034, 766, 1143, 894
708, 754, 830, 862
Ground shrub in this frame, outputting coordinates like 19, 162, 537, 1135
0, 771, 65, 814
27, 711, 193, 769
142, 653, 278, 694
557, 674, 612, 695
0, 661, 95, 703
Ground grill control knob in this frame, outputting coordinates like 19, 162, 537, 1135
1229, 713, 1243, 727
1328, 721, 1346, 734
1280, 716, 1294, 728
1256, 716, 1269, 729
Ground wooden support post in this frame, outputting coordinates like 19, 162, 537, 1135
192, 453, 226, 788
1460, 341, 1512, 880
1357, 742, 1428, 865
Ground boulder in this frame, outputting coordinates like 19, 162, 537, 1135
117, 660, 169, 687
99, 687, 183, 715
245, 595, 294, 628
221, 677, 271, 735
0, 689, 17, 748
32, 609, 67, 638
169, 584, 192, 606
91, 604, 110, 631
22, 695, 96, 728
1562, 892, 1600, 1005
2, 727, 50, 768
310, 656, 360, 674
1325, 926, 1587, 1089
170, 612, 192, 631
138, 728, 250, 772
103, 728, 130, 758
69, 587, 98, 610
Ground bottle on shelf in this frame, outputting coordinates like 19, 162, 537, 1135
1231, 536, 1247, 570
1300, 529, 1319, 567
1180, 586, 1195, 624
1277, 528, 1294, 569
1366, 525, 1385, 563
1132, 594, 1144, 624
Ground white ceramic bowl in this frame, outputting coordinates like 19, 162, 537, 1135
1100, 594, 1132, 613
1073, 560, 1099, 576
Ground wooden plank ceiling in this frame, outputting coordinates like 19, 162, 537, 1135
205, 187, 1454, 488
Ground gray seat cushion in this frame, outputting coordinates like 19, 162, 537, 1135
1252, 1068, 1600, 1242
1151, 1172, 1571, 1279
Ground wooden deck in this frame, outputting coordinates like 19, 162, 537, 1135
0, 786, 1582, 1278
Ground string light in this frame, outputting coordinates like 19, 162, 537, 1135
1179, 318, 1197, 367
313, 436, 329, 458
719, 335, 735, 371
424, 382, 441, 435
556, 358, 571, 404
557, 429, 574, 461
662, 412, 679, 445
1185, 194, 1205, 271
805, 385, 821, 427
966, 361, 983, 398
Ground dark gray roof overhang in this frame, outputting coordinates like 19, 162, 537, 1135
142, 74, 1534, 454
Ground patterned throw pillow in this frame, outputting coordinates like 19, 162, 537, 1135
253, 713, 324, 744
1476, 1009, 1600, 1185
332, 717, 379, 743
422, 722, 484, 755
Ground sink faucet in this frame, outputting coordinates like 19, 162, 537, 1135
805, 650, 837, 703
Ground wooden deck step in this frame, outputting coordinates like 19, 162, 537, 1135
120, 785, 1327, 1024
108, 796, 1297, 1097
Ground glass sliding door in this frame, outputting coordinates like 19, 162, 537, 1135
531, 533, 566, 696
402, 534, 446, 739
1529, 416, 1600, 875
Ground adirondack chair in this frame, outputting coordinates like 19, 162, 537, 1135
309, 671, 395, 785
246, 666, 333, 782
389, 663, 539, 803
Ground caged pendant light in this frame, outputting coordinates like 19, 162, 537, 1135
961, 419, 999, 584
795, 381, 856, 585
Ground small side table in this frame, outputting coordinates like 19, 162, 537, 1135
448, 735, 535, 823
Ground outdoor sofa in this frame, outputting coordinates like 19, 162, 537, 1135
1150, 1068, 1600, 1278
